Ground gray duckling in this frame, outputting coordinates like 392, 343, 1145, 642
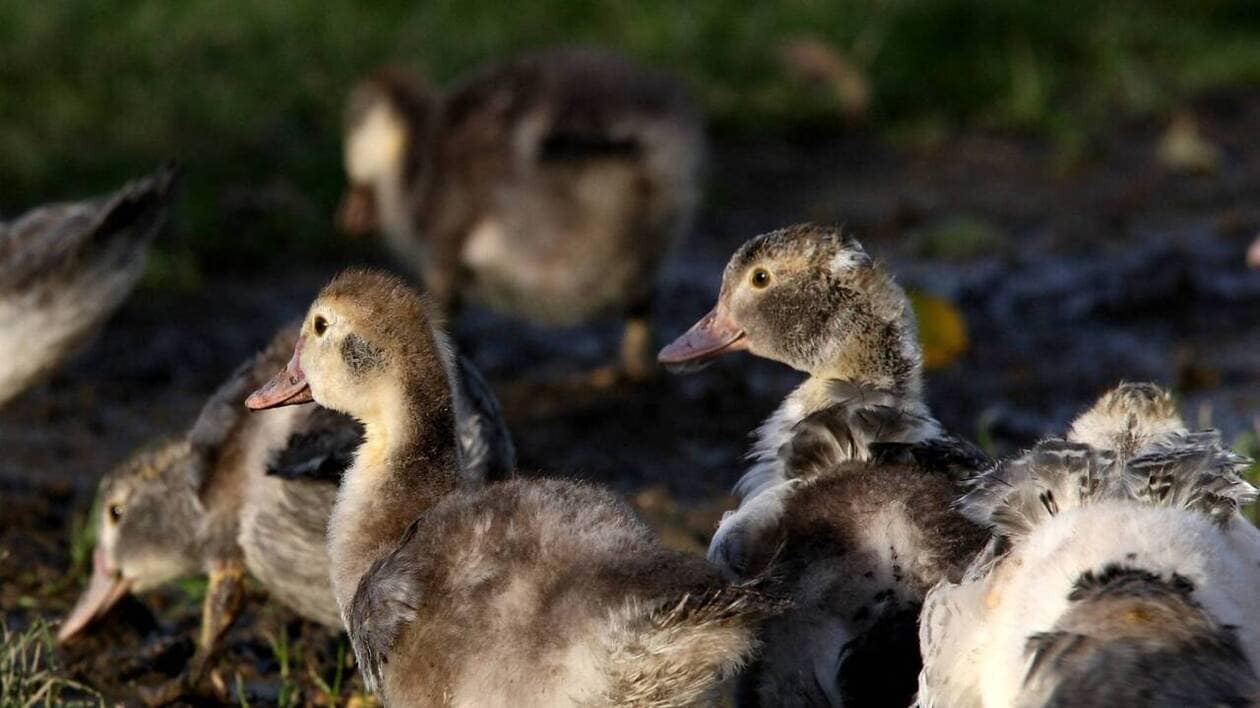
59, 319, 513, 702
919, 382, 1260, 707
246, 269, 779, 706
660, 224, 989, 706
339, 47, 704, 381
0, 165, 178, 406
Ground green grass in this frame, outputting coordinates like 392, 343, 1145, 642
0, 618, 102, 707
2, 1, 1259, 276
1235, 426, 1260, 523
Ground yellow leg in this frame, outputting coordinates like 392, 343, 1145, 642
141, 561, 244, 706
619, 315, 656, 383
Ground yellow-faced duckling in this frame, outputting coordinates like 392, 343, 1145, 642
660, 224, 989, 706
247, 269, 777, 706
60, 320, 512, 702
919, 383, 1260, 707
0, 165, 178, 406
338, 48, 703, 380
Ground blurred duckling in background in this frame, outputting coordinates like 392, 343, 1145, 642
339, 47, 704, 382
918, 383, 1260, 707
0, 165, 178, 406
59, 320, 513, 702
246, 270, 780, 706
660, 224, 990, 706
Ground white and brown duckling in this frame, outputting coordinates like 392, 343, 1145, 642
659, 224, 989, 706
338, 47, 704, 380
246, 269, 778, 706
1065, 381, 1188, 464
59, 320, 512, 702
918, 383, 1260, 707
0, 165, 178, 406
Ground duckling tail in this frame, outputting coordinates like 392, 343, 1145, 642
601, 584, 787, 707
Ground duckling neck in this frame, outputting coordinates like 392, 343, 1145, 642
820, 315, 923, 401
327, 378, 460, 614
374, 165, 427, 265
743, 358, 930, 497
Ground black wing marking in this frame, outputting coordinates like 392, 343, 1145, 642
452, 354, 515, 483
265, 407, 364, 483
869, 434, 993, 483
539, 131, 641, 162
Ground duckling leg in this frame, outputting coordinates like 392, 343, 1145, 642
618, 301, 656, 383
190, 560, 245, 682
139, 560, 244, 706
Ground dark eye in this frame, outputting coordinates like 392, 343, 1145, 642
108, 504, 123, 523
313, 316, 329, 336
750, 268, 771, 289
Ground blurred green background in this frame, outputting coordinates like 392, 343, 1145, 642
3, 0, 1259, 276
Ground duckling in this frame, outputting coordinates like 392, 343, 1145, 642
659, 224, 989, 705
918, 383, 1260, 707
338, 48, 703, 380
0, 165, 178, 406
59, 320, 513, 701
246, 269, 778, 706
1065, 381, 1187, 463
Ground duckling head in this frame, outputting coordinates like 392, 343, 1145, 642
338, 68, 437, 237
59, 438, 206, 642
1068, 382, 1186, 458
660, 224, 922, 394
246, 269, 452, 437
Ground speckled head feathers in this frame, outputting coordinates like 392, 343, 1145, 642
665, 223, 921, 395
1068, 382, 1186, 459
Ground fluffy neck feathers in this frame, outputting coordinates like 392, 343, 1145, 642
327, 364, 460, 614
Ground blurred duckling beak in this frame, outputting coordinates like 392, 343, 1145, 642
336, 183, 379, 236
58, 548, 131, 642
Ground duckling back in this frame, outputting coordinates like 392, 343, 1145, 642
352, 478, 776, 707
0, 165, 178, 404
919, 435, 1260, 707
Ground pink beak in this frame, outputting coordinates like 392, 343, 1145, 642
245, 342, 313, 410
58, 548, 131, 642
658, 305, 747, 373
1247, 236, 1260, 269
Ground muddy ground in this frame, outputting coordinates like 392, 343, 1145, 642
3, 90, 1260, 705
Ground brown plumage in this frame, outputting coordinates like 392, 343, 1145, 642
339, 47, 704, 379
247, 269, 778, 706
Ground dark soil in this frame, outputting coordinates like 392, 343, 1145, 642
3, 90, 1259, 705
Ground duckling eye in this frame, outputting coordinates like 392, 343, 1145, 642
750, 268, 771, 289
108, 504, 123, 524
313, 316, 329, 336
